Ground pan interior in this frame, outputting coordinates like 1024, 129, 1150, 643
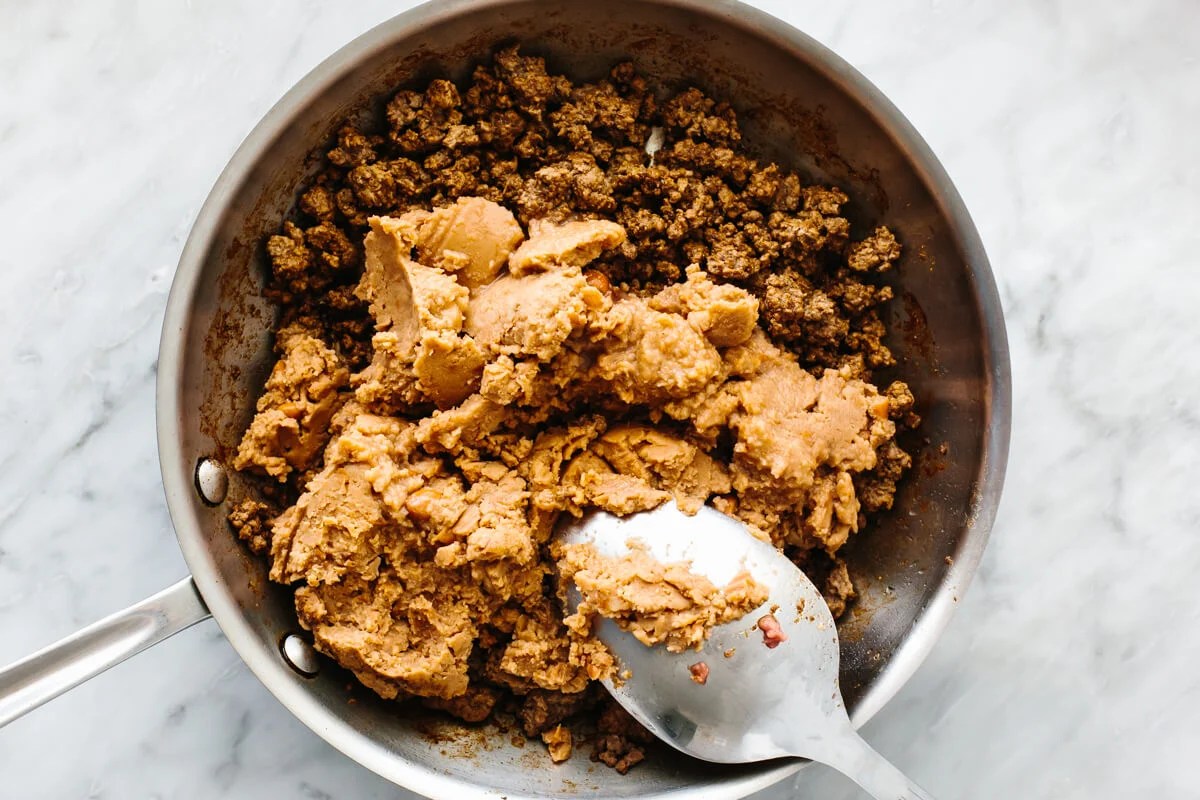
159, 1, 1005, 797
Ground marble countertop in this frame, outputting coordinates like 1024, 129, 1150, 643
2, 1, 1197, 797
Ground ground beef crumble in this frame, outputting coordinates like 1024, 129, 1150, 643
229, 46, 918, 771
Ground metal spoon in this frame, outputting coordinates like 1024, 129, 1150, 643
556, 501, 935, 800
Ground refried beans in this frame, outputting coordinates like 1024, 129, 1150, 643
227, 46, 918, 771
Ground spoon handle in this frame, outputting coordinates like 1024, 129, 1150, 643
810, 730, 935, 800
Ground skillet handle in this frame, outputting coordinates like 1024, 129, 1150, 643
0, 577, 211, 727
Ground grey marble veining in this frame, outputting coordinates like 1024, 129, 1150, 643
1, 1, 1197, 797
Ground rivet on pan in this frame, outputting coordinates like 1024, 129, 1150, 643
281, 633, 320, 677
194, 458, 228, 505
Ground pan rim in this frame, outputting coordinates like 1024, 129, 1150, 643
155, 1, 1011, 798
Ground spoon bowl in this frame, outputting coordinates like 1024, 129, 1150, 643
557, 502, 936, 799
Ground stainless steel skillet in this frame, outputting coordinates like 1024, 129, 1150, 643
0, 1, 1010, 798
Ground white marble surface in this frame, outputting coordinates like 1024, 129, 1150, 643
1, 0, 1198, 797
